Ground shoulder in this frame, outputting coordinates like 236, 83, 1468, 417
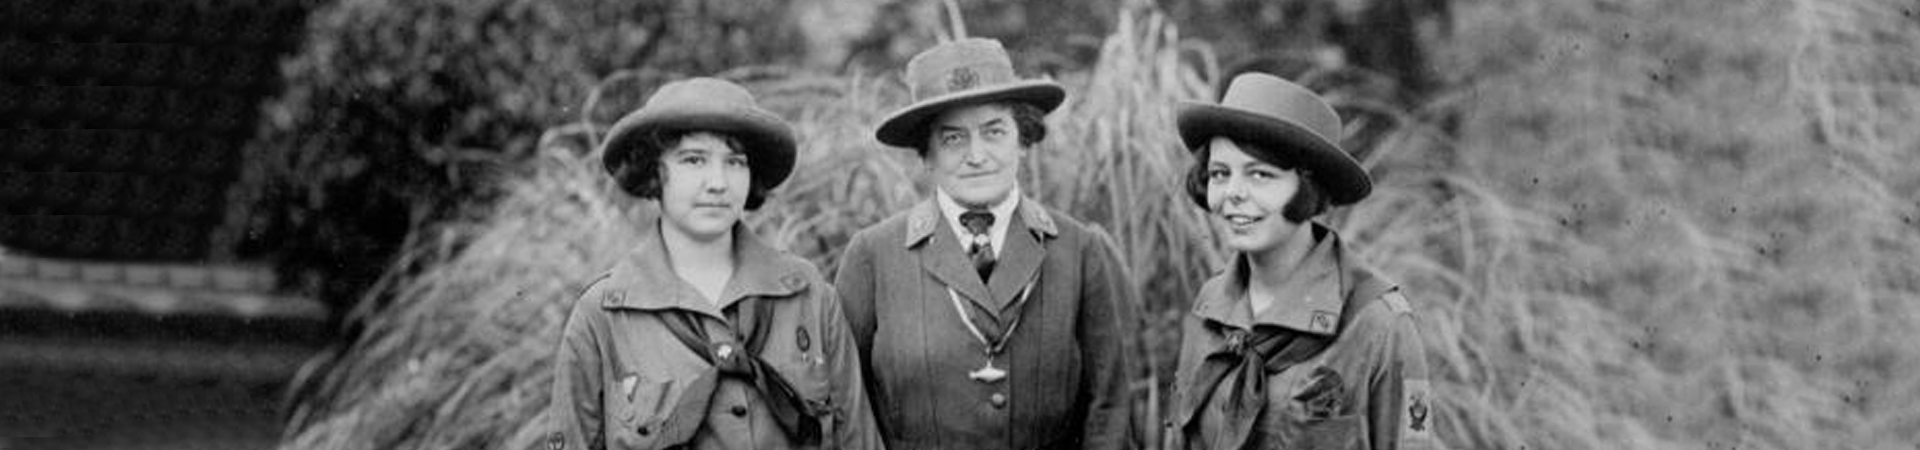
845, 209, 916, 250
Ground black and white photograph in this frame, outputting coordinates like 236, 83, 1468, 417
3, 0, 1917, 449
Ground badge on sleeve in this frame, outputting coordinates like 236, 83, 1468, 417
1403, 379, 1432, 437
796, 326, 812, 352
547, 431, 565, 450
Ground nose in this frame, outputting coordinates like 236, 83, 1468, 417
698, 166, 729, 193
962, 141, 987, 166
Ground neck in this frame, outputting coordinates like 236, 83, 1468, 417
1244, 221, 1317, 313
659, 221, 736, 302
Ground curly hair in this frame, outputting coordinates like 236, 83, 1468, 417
611, 129, 772, 210
1183, 140, 1330, 223
912, 101, 1049, 156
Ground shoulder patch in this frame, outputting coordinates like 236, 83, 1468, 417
1402, 379, 1433, 440
1382, 291, 1412, 314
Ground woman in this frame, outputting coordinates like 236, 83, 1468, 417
1166, 73, 1437, 450
549, 78, 882, 450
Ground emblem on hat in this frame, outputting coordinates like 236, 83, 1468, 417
948, 67, 980, 91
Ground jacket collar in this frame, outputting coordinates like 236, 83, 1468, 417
903, 195, 1057, 248
1192, 222, 1349, 336
601, 220, 812, 317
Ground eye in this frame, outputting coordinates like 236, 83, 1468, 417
939, 132, 965, 146
984, 127, 1007, 138
678, 154, 706, 166
1206, 168, 1229, 183
725, 155, 749, 167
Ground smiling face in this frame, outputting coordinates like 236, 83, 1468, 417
1203, 136, 1310, 253
925, 103, 1027, 208
657, 132, 751, 243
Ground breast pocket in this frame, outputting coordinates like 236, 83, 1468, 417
1263, 365, 1363, 450
607, 373, 709, 450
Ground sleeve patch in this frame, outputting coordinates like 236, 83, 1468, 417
1403, 379, 1432, 438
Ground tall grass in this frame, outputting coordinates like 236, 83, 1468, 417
276, 2, 1920, 450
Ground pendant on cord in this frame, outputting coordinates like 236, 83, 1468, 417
968, 356, 1007, 383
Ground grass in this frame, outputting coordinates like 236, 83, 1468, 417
276, 2, 1920, 450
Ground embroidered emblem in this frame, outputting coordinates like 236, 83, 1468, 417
547, 431, 565, 450
947, 67, 979, 91
716, 343, 736, 361
602, 289, 626, 305
1404, 379, 1432, 435
1310, 311, 1338, 333
796, 326, 812, 352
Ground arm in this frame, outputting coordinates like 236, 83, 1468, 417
550, 295, 608, 450
832, 230, 878, 361
1367, 293, 1439, 450
1077, 229, 1137, 450
817, 282, 887, 450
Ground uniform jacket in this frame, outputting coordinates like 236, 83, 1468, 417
550, 224, 884, 450
834, 197, 1135, 450
1168, 225, 1436, 450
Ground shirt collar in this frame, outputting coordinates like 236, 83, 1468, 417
905, 192, 1057, 248
935, 188, 1020, 246
601, 220, 812, 314
1191, 223, 1350, 336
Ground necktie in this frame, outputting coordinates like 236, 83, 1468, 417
1175, 325, 1334, 450
959, 210, 996, 281
659, 298, 823, 445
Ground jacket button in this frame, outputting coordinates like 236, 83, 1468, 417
730, 405, 749, 417
636, 425, 651, 436
989, 393, 1007, 409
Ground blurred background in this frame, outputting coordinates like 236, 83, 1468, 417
2, 0, 1917, 449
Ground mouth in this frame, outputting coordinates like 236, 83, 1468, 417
1220, 212, 1264, 228
692, 202, 733, 209
955, 170, 997, 180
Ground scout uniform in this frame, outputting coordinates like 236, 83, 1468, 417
834, 38, 1136, 450
549, 78, 882, 450
1167, 226, 1436, 450
1165, 73, 1439, 450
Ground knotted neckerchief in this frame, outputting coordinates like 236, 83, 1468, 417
959, 209, 996, 281
660, 298, 822, 445
1176, 292, 1379, 450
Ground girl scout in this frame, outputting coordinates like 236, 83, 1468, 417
1167, 73, 1438, 450
549, 78, 882, 450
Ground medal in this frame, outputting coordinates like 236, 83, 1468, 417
948, 283, 1037, 385
968, 358, 1007, 383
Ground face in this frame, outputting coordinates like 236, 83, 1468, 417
657, 132, 751, 243
926, 103, 1026, 207
1204, 136, 1306, 253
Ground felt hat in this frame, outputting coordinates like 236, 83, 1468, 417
1176, 73, 1370, 204
874, 38, 1065, 148
600, 77, 797, 189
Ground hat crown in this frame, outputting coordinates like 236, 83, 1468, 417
903, 38, 1023, 103
645, 77, 758, 111
1217, 74, 1342, 145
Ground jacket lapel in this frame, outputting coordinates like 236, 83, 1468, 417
985, 200, 1056, 313
903, 200, 996, 317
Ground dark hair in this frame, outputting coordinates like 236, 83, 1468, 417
1184, 140, 1330, 222
613, 129, 772, 210
913, 101, 1049, 157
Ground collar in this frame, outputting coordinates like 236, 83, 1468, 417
904, 194, 1057, 248
601, 220, 812, 315
1192, 222, 1349, 336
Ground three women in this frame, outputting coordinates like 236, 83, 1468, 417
551, 42, 1433, 450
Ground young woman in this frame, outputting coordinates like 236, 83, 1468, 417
1167, 73, 1438, 450
549, 77, 881, 450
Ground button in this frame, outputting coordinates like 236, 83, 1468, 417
730, 405, 749, 417
989, 393, 1007, 409
636, 425, 651, 436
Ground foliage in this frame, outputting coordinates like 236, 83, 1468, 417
274, 1, 1920, 450
239, 0, 809, 307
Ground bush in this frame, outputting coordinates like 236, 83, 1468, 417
240, 0, 809, 309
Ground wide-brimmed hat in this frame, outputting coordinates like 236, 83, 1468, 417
874, 38, 1066, 148
600, 77, 797, 189
1176, 73, 1371, 205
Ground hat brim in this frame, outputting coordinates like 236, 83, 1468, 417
600, 105, 798, 189
875, 80, 1066, 148
1176, 102, 1371, 205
